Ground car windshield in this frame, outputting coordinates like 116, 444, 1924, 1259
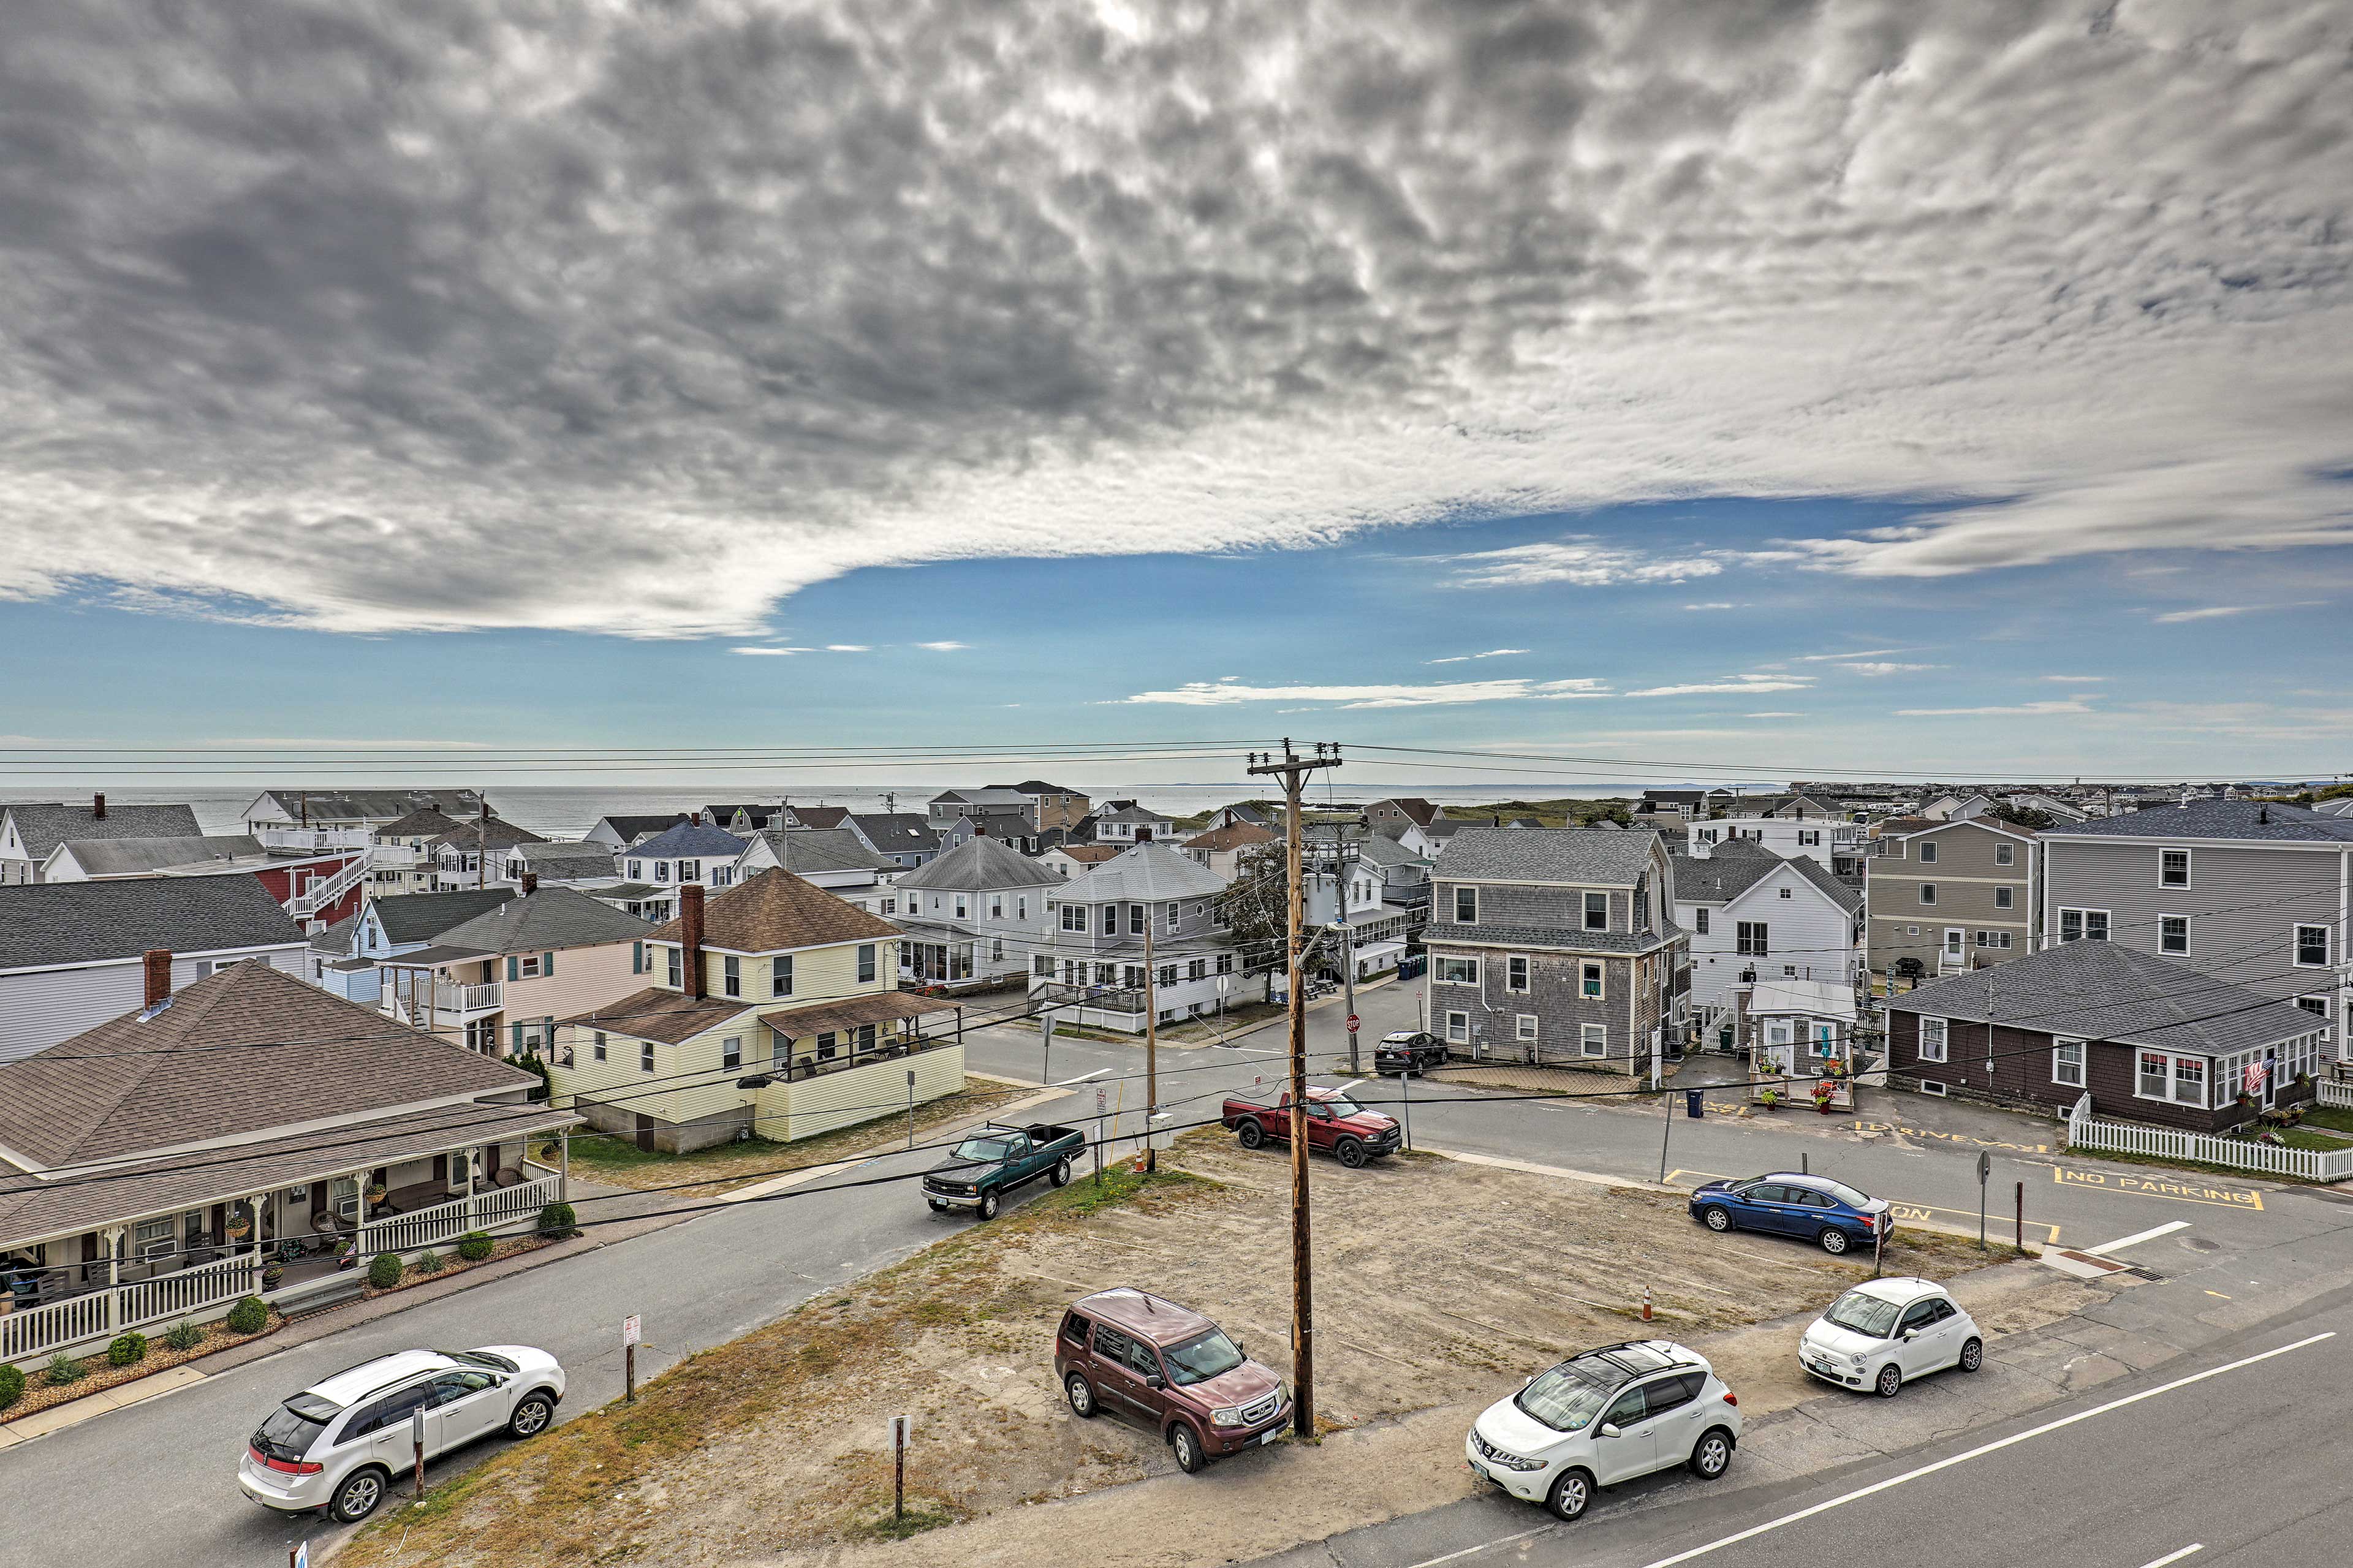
1513, 1360, 1616, 1432
1317, 1097, 1364, 1118
1824, 1290, 1903, 1339
1821, 1181, 1873, 1209
950, 1137, 1013, 1162
1161, 1328, 1246, 1386
253, 1401, 332, 1459
443, 1350, 517, 1374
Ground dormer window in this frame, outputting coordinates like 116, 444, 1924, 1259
1454, 885, 1477, 924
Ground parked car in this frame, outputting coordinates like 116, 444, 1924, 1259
239, 1347, 566, 1523
1466, 1340, 1741, 1522
1056, 1287, 1289, 1472
1800, 1278, 1984, 1398
1221, 1086, 1401, 1167
922, 1122, 1086, 1219
1373, 1030, 1448, 1076
1686, 1172, 1891, 1255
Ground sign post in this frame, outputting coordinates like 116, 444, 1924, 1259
891, 1414, 911, 1523
291, 1542, 309, 1568
623, 1313, 642, 1403
1093, 1086, 1107, 1187
906, 1067, 917, 1149
1976, 1150, 1992, 1251
410, 1406, 426, 1502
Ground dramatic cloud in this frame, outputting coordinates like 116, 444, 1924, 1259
1626, 675, 1813, 697
1, 2, 2347, 635
1895, 699, 2096, 716
1123, 678, 1610, 709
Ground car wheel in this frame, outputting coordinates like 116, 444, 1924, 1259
1874, 1363, 1903, 1398
1958, 1336, 1984, 1373
1066, 1373, 1096, 1418
1546, 1467, 1594, 1521
1701, 1206, 1733, 1233
1819, 1227, 1851, 1256
507, 1392, 555, 1439
1171, 1422, 1207, 1474
1335, 1137, 1367, 1169
978, 1187, 1000, 1220
327, 1467, 388, 1524
1688, 1428, 1734, 1479
1237, 1120, 1266, 1150
1050, 1156, 1073, 1188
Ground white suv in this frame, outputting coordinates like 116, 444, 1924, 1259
239, 1346, 566, 1523
1800, 1278, 1984, 1398
1465, 1340, 1741, 1522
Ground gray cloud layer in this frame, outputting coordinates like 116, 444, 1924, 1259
2, 1, 2347, 634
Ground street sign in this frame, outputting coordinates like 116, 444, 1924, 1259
623, 1313, 642, 1347
1346, 1013, 1360, 1034
294, 1543, 309, 1568
1977, 1150, 1993, 1184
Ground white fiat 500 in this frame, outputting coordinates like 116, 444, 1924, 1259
1800, 1278, 1984, 1398
1464, 1340, 1742, 1522
239, 1346, 566, 1523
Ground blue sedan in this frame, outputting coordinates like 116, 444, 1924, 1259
1688, 1173, 1892, 1256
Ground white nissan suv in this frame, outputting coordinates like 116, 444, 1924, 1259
1800, 1278, 1984, 1398
240, 1346, 566, 1523
1465, 1340, 1741, 1522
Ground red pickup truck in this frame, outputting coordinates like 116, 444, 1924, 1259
1221, 1086, 1402, 1168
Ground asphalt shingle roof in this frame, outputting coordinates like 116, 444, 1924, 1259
258, 790, 479, 822
369, 889, 518, 945
510, 839, 623, 871
427, 815, 548, 852
787, 805, 851, 830
847, 813, 938, 852
430, 887, 652, 955
645, 868, 901, 953
746, 828, 898, 876
1435, 825, 1661, 886
0, 877, 305, 972
1055, 842, 1229, 902
375, 806, 463, 839
623, 820, 751, 860
1183, 822, 1278, 852
895, 835, 1062, 891
4, 801, 202, 861
593, 813, 692, 844
50, 835, 276, 877
1426, 921, 1684, 955
2037, 799, 2353, 843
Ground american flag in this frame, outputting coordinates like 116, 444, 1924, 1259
2243, 1059, 2269, 1096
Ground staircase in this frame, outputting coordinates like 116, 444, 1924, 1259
289, 854, 368, 917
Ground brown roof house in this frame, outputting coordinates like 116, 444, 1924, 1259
0, 958, 574, 1369
548, 872, 961, 1153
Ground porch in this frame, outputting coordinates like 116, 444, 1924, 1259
379, 946, 504, 1035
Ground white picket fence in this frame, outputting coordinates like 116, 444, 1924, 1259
2, 1254, 258, 1365
2066, 1094, 2353, 1183
2314, 1077, 2353, 1110
355, 1173, 559, 1258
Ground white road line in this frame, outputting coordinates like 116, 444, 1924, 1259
1049, 1067, 1111, 1087
2136, 1547, 2203, 1568
1403, 1523, 1552, 1568
2087, 1220, 2191, 1254
1636, 1332, 2334, 1568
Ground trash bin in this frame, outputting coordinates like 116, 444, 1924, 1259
1685, 1088, 1704, 1119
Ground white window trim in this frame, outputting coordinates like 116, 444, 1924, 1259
2159, 846, 2191, 888
1436, 955, 1482, 987
1505, 954, 1531, 994
1444, 1010, 1471, 1044
2052, 1036, 2085, 1089
1580, 960, 1605, 1001
1919, 883, 1938, 906
2294, 924, 2332, 968
1917, 1016, 1949, 1063
2059, 907, 2112, 944
1515, 1014, 1539, 1042
1454, 885, 1479, 925
1579, 1023, 1608, 1058
1993, 843, 2016, 867
2134, 1047, 2208, 1108
2158, 913, 2191, 956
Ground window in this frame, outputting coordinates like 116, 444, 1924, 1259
517, 954, 542, 978
1919, 884, 1938, 906
1516, 1015, 1539, 1042
1918, 1017, 1949, 1062
593, 1031, 607, 1063
1153, 963, 1175, 988
1437, 956, 1480, 986
1506, 955, 1530, 993
2295, 925, 2330, 967
2059, 908, 2110, 943
1917, 841, 1938, 865
2161, 849, 2189, 888
1100, 905, 1118, 936
1444, 1010, 1470, 1043
1974, 930, 2014, 950
721, 1036, 741, 1071
1697, 827, 1719, 844
723, 955, 741, 996
665, 947, 682, 988
1454, 885, 1478, 923
1580, 1023, 1608, 1058
1994, 886, 2014, 910
1580, 961, 1604, 999
1034, 955, 1055, 977
2298, 995, 2330, 1018
1017, 897, 1028, 920
1994, 842, 2016, 867
2052, 1038, 2085, 1088
640, 1041, 655, 1074
1167, 902, 1181, 933
1694, 907, 1710, 936
654, 862, 669, 882
1583, 892, 1608, 931
1122, 965, 1145, 990
1735, 921, 1768, 956
628, 860, 643, 879
953, 895, 969, 920
1798, 830, 1821, 847
1128, 904, 1145, 936
1216, 953, 1235, 975
2136, 1050, 2205, 1106
858, 944, 877, 983
1188, 958, 1205, 982
1777, 887, 1792, 900
1062, 904, 1087, 932
2160, 915, 2190, 955
771, 955, 794, 997
882, 898, 897, 915
990, 895, 1002, 919
1783, 964, 1798, 977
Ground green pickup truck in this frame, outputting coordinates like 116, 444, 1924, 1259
921, 1122, 1087, 1219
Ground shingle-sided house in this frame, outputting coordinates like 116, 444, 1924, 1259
1884, 940, 2328, 1132
614, 820, 751, 923
0, 797, 204, 885
1095, 803, 1180, 845
1672, 840, 1862, 1037
428, 814, 548, 891
1425, 827, 1689, 1072
1026, 843, 1238, 1032
892, 835, 1061, 984
0, 959, 572, 1369
844, 812, 941, 868
376, 886, 655, 1056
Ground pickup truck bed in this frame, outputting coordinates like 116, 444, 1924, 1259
922, 1122, 1088, 1219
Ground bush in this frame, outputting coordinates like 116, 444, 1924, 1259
0, 1363, 23, 1410
415, 1248, 445, 1274
456, 1230, 494, 1262
225, 1295, 268, 1335
44, 1353, 85, 1387
366, 1252, 403, 1289
107, 1332, 148, 1368
162, 1320, 206, 1354
537, 1200, 578, 1240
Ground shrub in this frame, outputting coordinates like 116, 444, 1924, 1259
366, 1252, 403, 1289
107, 1332, 148, 1368
162, 1320, 206, 1354
0, 1363, 23, 1409
225, 1295, 268, 1335
456, 1230, 494, 1262
415, 1248, 445, 1274
537, 1200, 578, 1240
44, 1353, 85, 1387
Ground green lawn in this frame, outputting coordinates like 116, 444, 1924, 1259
2295, 1105, 2353, 1136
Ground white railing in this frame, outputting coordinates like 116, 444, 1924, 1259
116, 1254, 257, 1330
433, 980, 503, 1015
355, 1174, 558, 1258
371, 843, 423, 868
259, 826, 371, 852
2314, 1078, 2353, 1110
0, 1290, 112, 1364
470, 1175, 556, 1231
2, 1254, 260, 1365
290, 855, 368, 915
2067, 1096, 2353, 1183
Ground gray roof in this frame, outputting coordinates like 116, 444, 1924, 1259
596, 883, 665, 900
257, 790, 479, 822
1890, 941, 2328, 1058
622, 820, 750, 860
375, 806, 463, 839
1416, 817, 1466, 840
1435, 825, 1662, 887
309, 912, 361, 955
1784, 852, 1865, 914
954, 811, 1038, 837
426, 815, 547, 852
931, 787, 1030, 808
510, 839, 623, 871
895, 834, 1063, 891
1009, 780, 1081, 795
1352, 835, 1428, 871
4, 801, 202, 861
369, 889, 518, 944
1670, 852, 1778, 904
594, 813, 692, 843
847, 812, 938, 852
747, 827, 897, 876
1056, 842, 1230, 902
2315, 797, 2353, 819
2038, 799, 2353, 844
1427, 922, 1684, 956
429, 886, 652, 954
50, 835, 276, 877
0, 877, 306, 972
1102, 803, 1176, 824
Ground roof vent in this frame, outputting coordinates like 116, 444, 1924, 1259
2258, 806, 2271, 825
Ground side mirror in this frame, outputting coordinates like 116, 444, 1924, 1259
1597, 1422, 1623, 1439
1900, 1328, 1919, 1341
1143, 1374, 1165, 1390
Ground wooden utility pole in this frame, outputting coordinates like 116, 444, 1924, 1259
476, 793, 488, 890
1143, 912, 1159, 1173
1246, 740, 1342, 1441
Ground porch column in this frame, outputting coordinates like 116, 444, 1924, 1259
462, 1146, 476, 1223
558, 1129, 570, 1202
102, 1225, 124, 1332
246, 1194, 265, 1287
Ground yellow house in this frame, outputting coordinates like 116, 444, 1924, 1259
549, 871, 961, 1153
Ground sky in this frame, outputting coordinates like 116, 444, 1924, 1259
1, 1, 2348, 789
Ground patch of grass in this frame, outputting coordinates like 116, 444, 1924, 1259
843, 1499, 959, 1542
2296, 1105, 2353, 1136
2071, 1145, 2324, 1185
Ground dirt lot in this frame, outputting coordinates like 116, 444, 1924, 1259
341, 1135, 2059, 1568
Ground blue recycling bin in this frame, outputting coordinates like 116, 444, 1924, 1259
1685, 1088, 1704, 1119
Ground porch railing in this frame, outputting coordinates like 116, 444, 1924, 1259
432, 980, 503, 1015
0, 1289, 113, 1365
2, 1254, 257, 1365
290, 854, 369, 915
356, 1173, 558, 1257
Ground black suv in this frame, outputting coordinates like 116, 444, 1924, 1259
1373, 1031, 1449, 1076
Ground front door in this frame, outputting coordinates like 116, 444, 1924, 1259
1591, 1383, 1661, 1483
634, 1113, 656, 1153
1942, 928, 1964, 965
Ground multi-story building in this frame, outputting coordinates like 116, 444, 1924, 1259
428, 815, 547, 891
369, 806, 464, 895
925, 787, 1033, 828
1866, 817, 2040, 979
891, 835, 1060, 984
1006, 781, 1091, 833
614, 819, 749, 923
1687, 811, 1863, 876
1026, 843, 1238, 1032
377, 886, 654, 1055
732, 828, 901, 915
0, 796, 203, 885
1423, 827, 1688, 1073
1181, 820, 1278, 881
2039, 800, 2353, 1060
1364, 798, 1446, 839
1673, 840, 1862, 1039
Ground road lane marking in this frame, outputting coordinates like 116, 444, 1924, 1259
2137, 1547, 2202, 1568
1049, 1068, 1110, 1087
1851, 1119, 2048, 1154
1403, 1523, 1552, 1568
1635, 1333, 2334, 1568
2088, 1220, 2191, 1254
2053, 1167, 2263, 1210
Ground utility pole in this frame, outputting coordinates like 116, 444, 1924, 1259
476, 793, 488, 890
1143, 911, 1159, 1173
1246, 740, 1342, 1441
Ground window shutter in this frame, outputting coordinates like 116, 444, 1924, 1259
507, 955, 520, 982
544, 950, 556, 977
511, 1022, 525, 1051
632, 941, 644, 974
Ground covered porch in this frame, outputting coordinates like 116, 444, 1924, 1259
379, 944, 505, 1048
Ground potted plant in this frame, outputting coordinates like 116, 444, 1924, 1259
260, 1263, 285, 1291
225, 1210, 252, 1243
364, 1179, 388, 1206
1812, 1080, 1838, 1115
1757, 1087, 1782, 1109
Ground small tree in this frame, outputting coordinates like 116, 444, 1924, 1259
225, 1295, 268, 1335
537, 1200, 579, 1240
1218, 841, 1292, 999
162, 1320, 206, 1354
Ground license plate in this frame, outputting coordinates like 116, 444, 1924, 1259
1259, 1427, 1283, 1447
1471, 1460, 1494, 1484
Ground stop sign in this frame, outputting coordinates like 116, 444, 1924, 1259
1346, 1013, 1360, 1033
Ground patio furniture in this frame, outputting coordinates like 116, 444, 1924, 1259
491, 1167, 525, 1190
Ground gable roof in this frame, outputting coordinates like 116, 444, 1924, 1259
2037, 798, 2353, 844
1670, 851, 1778, 904
1374, 798, 1442, 826
430, 887, 651, 955
847, 813, 938, 852
1183, 822, 1278, 852
1051, 843, 1122, 865
624, 820, 751, 860
255, 790, 480, 822
646, 868, 901, 954
509, 839, 623, 871
953, 811, 1039, 838
895, 835, 1063, 892
594, 813, 692, 843
787, 804, 852, 830
1352, 833, 1428, 870
309, 911, 361, 955
0, 960, 536, 1170
1435, 825, 1661, 887
427, 815, 547, 852
1101, 803, 1176, 824
1414, 817, 1466, 841
368, 888, 518, 945
1009, 781, 1081, 796
1889, 941, 2328, 1057
49, 835, 279, 878
931, 787, 1030, 808
376, 806, 463, 839
746, 827, 897, 876
1057, 841, 1229, 901
0, 877, 306, 972
4, 801, 202, 862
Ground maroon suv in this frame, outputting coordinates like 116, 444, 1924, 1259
1055, 1287, 1290, 1472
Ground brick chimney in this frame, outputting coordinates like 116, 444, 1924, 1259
93, 792, 107, 821
521, 873, 539, 895
142, 948, 172, 1008
680, 884, 707, 999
